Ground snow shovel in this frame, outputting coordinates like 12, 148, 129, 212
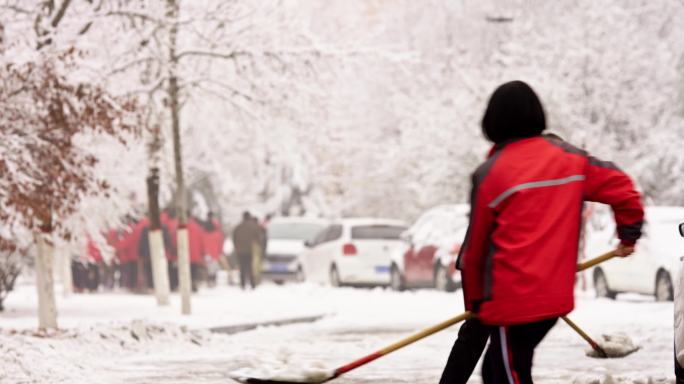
560, 316, 639, 358
230, 311, 475, 384
561, 315, 609, 358
566, 249, 639, 358
231, 250, 622, 384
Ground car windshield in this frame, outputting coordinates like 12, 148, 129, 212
268, 222, 327, 241
351, 225, 407, 240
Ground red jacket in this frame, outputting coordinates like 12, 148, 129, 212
107, 229, 130, 263
459, 136, 643, 325
187, 219, 205, 264
85, 235, 103, 263
203, 219, 224, 261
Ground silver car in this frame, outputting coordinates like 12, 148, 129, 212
261, 217, 329, 284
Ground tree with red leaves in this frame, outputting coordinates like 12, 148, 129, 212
0, 49, 141, 327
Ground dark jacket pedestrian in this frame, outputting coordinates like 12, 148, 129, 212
232, 212, 262, 289
442, 80, 644, 384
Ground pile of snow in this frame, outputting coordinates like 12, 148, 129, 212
0, 320, 214, 383
573, 374, 672, 384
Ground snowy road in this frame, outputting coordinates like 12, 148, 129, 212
1, 283, 676, 383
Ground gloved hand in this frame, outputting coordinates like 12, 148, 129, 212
615, 242, 635, 257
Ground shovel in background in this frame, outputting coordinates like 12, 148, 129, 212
562, 315, 639, 359
230, 250, 626, 384
558, 249, 639, 359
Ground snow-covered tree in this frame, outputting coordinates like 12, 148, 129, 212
0, 47, 141, 326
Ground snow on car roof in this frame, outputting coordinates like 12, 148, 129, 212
422, 204, 470, 216
337, 217, 409, 227
269, 217, 330, 225
408, 204, 470, 247
590, 205, 684, 228
643, 206, 684, 223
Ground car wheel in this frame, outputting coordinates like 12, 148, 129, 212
295, 265, 305, 283
330, 265, 341, 287
390, 265, 404, 291
434, 264, 455, 292
594, 269, 616, 299
656, 270, 674, 302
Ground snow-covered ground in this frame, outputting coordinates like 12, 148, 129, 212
0, 282, 675, 384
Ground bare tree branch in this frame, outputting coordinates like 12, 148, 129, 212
0, 4, 31, 14
50, 0, 73, 28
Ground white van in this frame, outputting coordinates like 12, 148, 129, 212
261, 217, 329, 284
586, 206, 684, 301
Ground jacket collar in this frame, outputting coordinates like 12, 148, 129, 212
488, 135, 543, 157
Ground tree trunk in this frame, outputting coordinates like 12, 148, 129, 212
176, 227, 191, 314
35, 231, 58, 330
148, 229, 170, 305
167, 0, 191, 315
147, 170, 170, 306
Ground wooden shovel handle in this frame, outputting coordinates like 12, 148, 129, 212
332, 311, 474, 378
560, 316, 608, 358
577, 250, 618, 272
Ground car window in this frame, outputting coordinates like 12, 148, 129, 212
351, 225, 407, 240
324, 225, 343, 243
310, 226, 329, 246
269, 222, 328, 241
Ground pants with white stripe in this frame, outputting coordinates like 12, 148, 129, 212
482, 318, 558, 384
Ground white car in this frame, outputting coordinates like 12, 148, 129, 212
586, 206, 684, 301
675, 222, 684, 381
389, 204, 469, 291
300, 218, 409, 287
261, 217, 329, 284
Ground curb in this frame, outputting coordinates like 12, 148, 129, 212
209, 314, 327, 335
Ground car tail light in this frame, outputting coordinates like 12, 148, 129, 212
343, 243, 357, 256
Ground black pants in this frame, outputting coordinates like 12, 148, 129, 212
168, 262, 179, 291
482, 318, 557, 384
190, 263, 204, 292
237, 252, 254, 289
440, 317, 491, 384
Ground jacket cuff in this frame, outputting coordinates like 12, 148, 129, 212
617, 221, 643, 243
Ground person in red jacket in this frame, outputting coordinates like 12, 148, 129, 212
202, 212, 224, 287
187, 217, 205, 292
161, 209, 179, 290
442, 81, 644, 384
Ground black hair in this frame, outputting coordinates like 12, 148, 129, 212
481, 81, 546, 144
